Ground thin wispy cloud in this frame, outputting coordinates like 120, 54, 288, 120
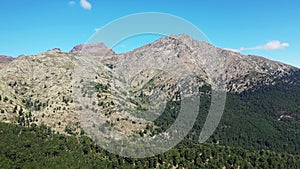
227, 40, 290, 53
68, 1, 76, 6
80, 0, 92, 10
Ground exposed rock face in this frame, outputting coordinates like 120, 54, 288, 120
47, 48, 62, 53
70, 42, 115, 56
0, 55, 13, 60
170, 34, 296, 91
0, 55, 14, 69
102, 34, 296, 92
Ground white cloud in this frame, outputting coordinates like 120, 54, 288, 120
80, 0, 92, 10
258, 40, 289, 51
227, 40, 290, 53
68, 1, 76, 5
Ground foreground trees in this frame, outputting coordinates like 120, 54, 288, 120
0, 122, 299, 168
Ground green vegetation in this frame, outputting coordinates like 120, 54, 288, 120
1, 122, 300, 168
153, 101, 180, 134
154, 70, 300, 155
94, 83, 110, 93
209, 70, 300, 155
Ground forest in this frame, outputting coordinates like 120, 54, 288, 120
1, 122, 300, 168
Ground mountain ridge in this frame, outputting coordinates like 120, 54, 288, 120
0, 55, 14, 69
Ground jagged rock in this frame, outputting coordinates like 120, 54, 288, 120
0, 55, 14, 69
70, 42, 115, 56
47, 48, 62, 53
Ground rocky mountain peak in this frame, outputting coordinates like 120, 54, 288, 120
108, 34, 298, 92
0, 55, 12, 58
0, 55, 14, 69
0, 55, 13, 61
70, 42, 115, 56
47, 48, 62, 53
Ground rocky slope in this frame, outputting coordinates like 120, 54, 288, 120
0, 55, 14, 69
0, 34, 298, 136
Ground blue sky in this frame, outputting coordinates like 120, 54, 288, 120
0, 0, 299, 67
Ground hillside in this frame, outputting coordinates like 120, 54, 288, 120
0, 34, 299, 167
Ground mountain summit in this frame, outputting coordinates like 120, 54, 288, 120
0, 55, 14, 69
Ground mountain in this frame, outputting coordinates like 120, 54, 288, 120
0, 34, 299, 167
0, 55, 14, 69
